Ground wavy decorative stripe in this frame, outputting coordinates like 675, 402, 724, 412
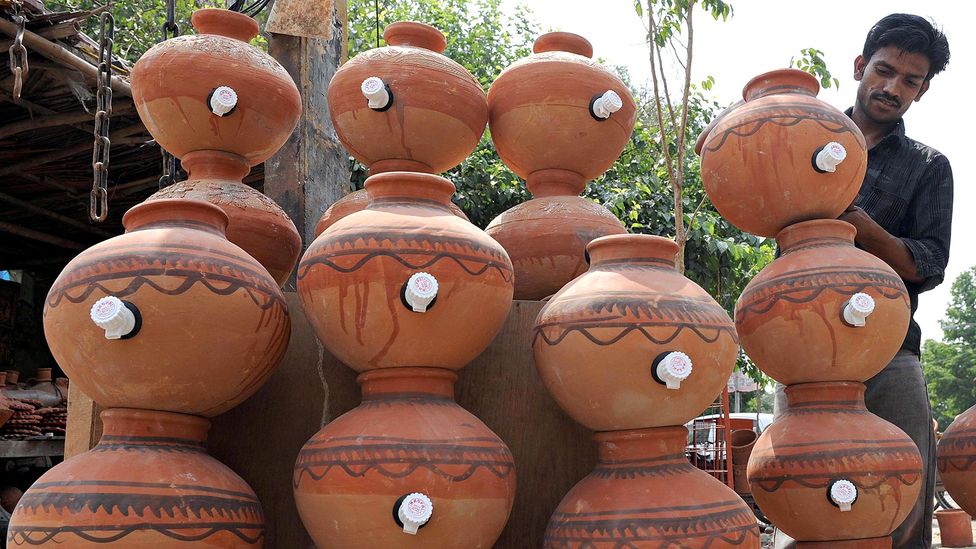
751, 470, 921, 492
534, 321, 737, 347
7, 521, 263, 545
294, 437, 514, 487
703, 103, 857, 154
16, 489, 260, 519
299, 249, 513, 282
546, 505, 759, 548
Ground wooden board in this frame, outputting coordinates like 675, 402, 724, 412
63, 383, 101, 459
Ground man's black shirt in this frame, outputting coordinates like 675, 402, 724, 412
846, 108, 954, 355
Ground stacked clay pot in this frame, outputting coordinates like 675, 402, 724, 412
697, 69, 922, 546
133, 8, 302, 286
8, 11, 299, 545
316, 21, 486, 247
293, 24, 516, 547
937, 405, 976, 516
485, 32, 635, 300
534, 234, 761, 548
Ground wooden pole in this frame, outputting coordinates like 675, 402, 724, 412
263, 0, 350, 290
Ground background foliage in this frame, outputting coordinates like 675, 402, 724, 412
923, 267, 976, 428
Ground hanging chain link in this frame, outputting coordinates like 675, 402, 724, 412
90, 10, 114, 222
7, 0, 28, 102
158, 0, 180, 190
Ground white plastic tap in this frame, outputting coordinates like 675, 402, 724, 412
404, 272, 438, 312
397, 492, 433, 535
90, 296, 138, 340
362, 76, 392, 110
842, 292, 876, 327
655, 351, 693, 390
209, 86, 238, 117
591, 90, 623, 120
814, 142, 847, 172
829, 479, 857, 512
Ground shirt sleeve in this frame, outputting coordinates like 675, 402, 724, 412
901, 154, 953, 293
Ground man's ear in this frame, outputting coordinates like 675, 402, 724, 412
854, 55, 866, 81
914, 80, 930, 102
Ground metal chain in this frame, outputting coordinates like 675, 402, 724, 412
7, 0, 28, 102
90, 11, 114, 222
158, 0, 180, 190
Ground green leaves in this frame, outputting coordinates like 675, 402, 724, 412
790, 47, 840, 90
923, 266, 976, 427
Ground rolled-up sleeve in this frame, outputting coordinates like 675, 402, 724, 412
902, 154, 953, 293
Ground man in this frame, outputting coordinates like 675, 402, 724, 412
774, 13, 952, 549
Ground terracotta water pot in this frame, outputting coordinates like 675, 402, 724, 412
735, 219, 910, 384
486, 192, 626, 301
545, 426, 760, 548
7, 408, 264, 547
747, 382, 923, 542
488, 32, 637, 193
938, 404, 976, 515
293, 367, 515, 548
314, 188, 469, 238
731, 429, 758, 495
43, 199, 289, 417
533, 234, 738, 430
699, 69, 866, 237
935, 509, 974, 548
132, 9, 302, 287
328, 22, 487, 174
298, 172, 514, 372
131, 8, 300, 165
148, 151, 301, 287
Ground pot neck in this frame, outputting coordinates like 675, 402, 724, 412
743, 68, 819, 101
98, 408, 210, 447
364, 171, 456, 209
776, 219, 856, 255
784, 381, 867, 410
526, 169, 586, 197
587, 234, 677, 269
383, 21, 446, 53
533, 31, 593, 58
123, 198, 229, 237
595, 426, 688, 463
190, 8, 259, 43
181, 150, 250, 183
358, 367, 457, 401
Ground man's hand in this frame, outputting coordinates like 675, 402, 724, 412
837, 206, 925, 285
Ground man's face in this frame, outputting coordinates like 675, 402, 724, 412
854, 45, 931, 125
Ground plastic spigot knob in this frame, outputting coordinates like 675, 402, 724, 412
404, 272, 438, 312
209, 86, 238, 117
814, 142, 847, 173
842, 292, 876, 327
591, 90, 623, 120
90, 296, 138, 340
829, 479, 857, 512
655, 351, 693, 390
397, 493, 433, 535
362, 76, 393, 110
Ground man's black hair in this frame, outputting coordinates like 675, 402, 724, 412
863, 13, 950, 80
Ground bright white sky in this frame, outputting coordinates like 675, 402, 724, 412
519, 0, 974, 344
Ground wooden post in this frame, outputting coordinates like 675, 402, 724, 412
263, 0, 350, 290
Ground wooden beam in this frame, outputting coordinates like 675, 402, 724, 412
65, 384, 103, 458
0, 16, 131, 97
0, 101, 134, 140
0, 189, 113, 237
0, 123, 147, 177
0, 89, 57, 114
0, 219, 87, 249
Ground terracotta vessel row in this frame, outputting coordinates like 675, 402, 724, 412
937, 403, 976, 516
7, 408, 264, 547
293, 367, 515, 548
698, 69, 867, 238
748, 382, 922, 543
132, 8, 302, 286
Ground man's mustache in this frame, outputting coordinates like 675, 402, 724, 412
871, 92, 901, 108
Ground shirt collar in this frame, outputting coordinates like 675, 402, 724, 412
845, 107, 906, 148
